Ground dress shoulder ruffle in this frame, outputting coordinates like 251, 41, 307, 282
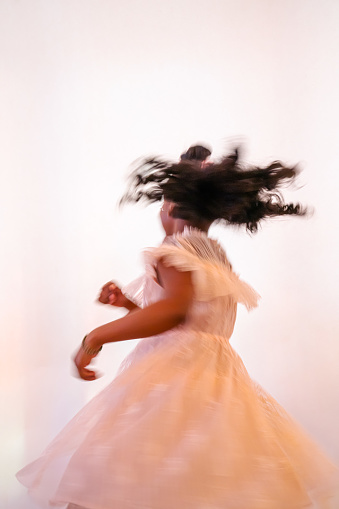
144, 228, 260, 310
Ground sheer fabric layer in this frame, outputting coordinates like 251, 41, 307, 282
17, 229, 338, 509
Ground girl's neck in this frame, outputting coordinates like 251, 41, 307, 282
167, 219, 211, 236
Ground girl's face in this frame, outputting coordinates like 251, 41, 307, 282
160, 200, 175, 235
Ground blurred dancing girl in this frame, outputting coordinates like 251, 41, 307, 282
17, 145, 338, 508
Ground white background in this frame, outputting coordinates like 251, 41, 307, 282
1, 1, 338, 507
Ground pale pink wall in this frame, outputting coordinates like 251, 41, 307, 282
1, 1, 338, 507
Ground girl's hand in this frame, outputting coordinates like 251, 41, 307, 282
73, 338, 101, 381
98, 282, 129, 307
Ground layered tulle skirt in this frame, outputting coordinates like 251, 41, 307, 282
17, 329, 338, 509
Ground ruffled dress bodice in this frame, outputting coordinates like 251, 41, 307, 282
123, 228, 259, 339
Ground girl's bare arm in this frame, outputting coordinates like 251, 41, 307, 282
74, 262, 193, 380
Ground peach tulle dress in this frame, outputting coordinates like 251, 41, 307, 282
17, 229, 338, 508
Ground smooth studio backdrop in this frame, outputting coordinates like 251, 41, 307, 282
1, 1, 339, 507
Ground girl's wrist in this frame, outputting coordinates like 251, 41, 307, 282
125, 299, 138, 311
84, 331, 104, 352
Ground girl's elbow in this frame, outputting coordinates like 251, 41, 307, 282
174, 310, 188, 325
162, 296, 191, 326
173, 301, 191, 324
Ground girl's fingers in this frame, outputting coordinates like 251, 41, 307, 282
79, 367, 96, 380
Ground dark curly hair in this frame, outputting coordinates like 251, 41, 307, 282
180, 145, 212, 162
121, 149, 306, 233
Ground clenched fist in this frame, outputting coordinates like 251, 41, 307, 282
98, 282, 138, 311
